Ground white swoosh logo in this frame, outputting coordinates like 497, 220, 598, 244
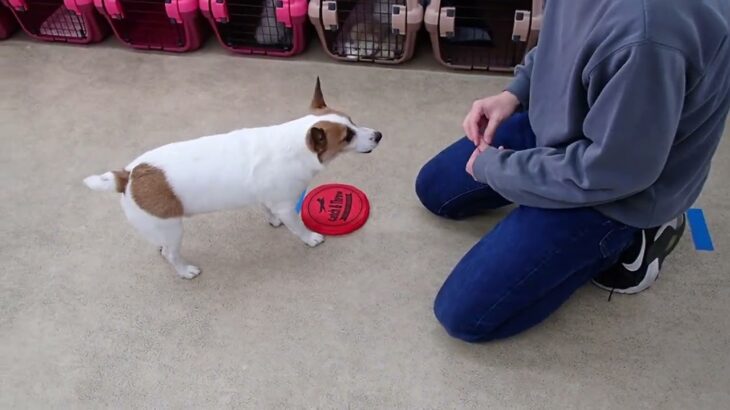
623, 231, 646, 272
654, 217, 680, 241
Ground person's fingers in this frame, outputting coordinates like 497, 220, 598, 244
477, 140, 489, 153
482, 116, 501, 146
463, 110, 480, 144
465, 148, 479, 177
465, 101, 488, 144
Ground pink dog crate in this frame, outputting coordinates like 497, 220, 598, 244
199, 0, 308, 56
1, 3, 19, 38
4, 0, 107, 43
94, 0, 205, 51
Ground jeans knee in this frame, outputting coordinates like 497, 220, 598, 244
434, 291, 495, 343
415, 162, 447, 217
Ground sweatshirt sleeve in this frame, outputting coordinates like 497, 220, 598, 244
472, 42, 687, 208
505, 47, 537, 108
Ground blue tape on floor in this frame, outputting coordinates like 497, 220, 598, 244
295, 190, 306, 214
687, 208, 715, 251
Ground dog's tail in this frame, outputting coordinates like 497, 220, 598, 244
83, 170, 129, 193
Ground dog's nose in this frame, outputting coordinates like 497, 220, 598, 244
374, 132, 383, 143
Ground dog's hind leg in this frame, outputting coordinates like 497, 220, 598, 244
157, 220, 201, 279
121, 196, 201, 279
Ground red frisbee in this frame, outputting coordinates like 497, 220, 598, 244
301, 184, 370, 235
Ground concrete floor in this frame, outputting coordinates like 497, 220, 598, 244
1, 35, 729, 409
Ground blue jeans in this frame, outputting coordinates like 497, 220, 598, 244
415, 113, 638, 342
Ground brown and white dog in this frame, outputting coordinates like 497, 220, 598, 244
84, 79, 382, 279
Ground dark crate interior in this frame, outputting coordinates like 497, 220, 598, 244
439, 0, 531, 69
216, 0, 293, 51
108, 0, 188, 49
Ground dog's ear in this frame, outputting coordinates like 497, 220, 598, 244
310, 77, 327, 110
307, 126, 328, 158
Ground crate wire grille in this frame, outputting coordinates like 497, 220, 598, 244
440, 0, 530, 69
14, 0, 88, 39
217, 0, 293, 51
110, 0, 187, 49
324, 0, 406, 62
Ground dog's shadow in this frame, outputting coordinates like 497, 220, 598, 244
181, 210, 331, 280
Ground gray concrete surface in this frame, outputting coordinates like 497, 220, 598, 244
1, 35, 729, 409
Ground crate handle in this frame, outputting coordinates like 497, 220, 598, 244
275, 0, 292, 28
103, 0, 125, 19
512, 10, 531, 42
390, 5, 406, 35
7, 0, 27, 12
211, 0, 229, 22
322, 1, 338, 31
439, 6, 455, 38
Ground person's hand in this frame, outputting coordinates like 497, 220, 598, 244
465, 148, 480, 179
466, 146, 505, 180
463, 91, 520, 147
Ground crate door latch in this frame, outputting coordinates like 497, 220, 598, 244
7, 0, 27, 12
275, 0, 292, 28
165, 0, 180, 23
390, 5, 405, 35
439, 7, 455, 38
64, 0, 83, 15
322, 1, 338, 31
211, 0, 229, 23
102, 0, 125, 19
512, 10, 531, 42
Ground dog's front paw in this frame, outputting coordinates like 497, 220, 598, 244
177, 265, 201, 279
303, 232, 325, 247
267, 215, 283, 228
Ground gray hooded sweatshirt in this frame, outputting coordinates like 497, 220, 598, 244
472, 0, 730, 228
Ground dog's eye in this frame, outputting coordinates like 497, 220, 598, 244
344, 129, 355, 143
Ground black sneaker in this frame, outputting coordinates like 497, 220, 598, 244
593, 214, 686, 295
